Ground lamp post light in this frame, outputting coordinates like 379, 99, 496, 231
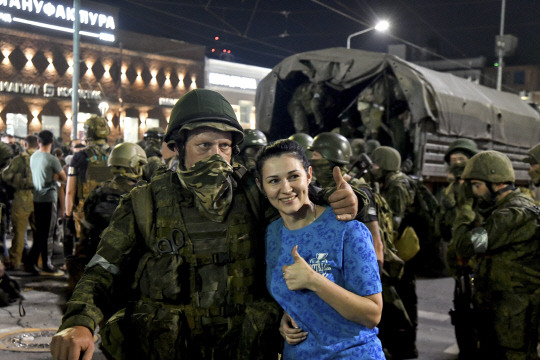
347, 20, 390, 49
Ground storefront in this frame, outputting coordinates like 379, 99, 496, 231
0, 0, 205, 144
205, 58, 270, 129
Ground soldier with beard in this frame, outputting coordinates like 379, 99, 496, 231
51, 89, 362, 360
451, 151, 540, 360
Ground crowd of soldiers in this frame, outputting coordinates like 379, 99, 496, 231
0, 88, 538, 359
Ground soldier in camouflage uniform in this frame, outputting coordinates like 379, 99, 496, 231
1, 135, 37, 270
370, 146, 419, 359
451, 151, 540, 360
436, 138, 479, 245
51, 89, 361, 360
237, 129, 267, 175
66, 142, 147, 298
521, 142, 540, 203
140, 127, 166, 182
64, 115, 112, 251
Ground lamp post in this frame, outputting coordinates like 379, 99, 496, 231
347, 20, 390, 49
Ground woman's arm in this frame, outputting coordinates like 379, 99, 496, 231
282, 245, 382, 328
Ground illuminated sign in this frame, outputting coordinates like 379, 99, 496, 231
0, 81, 102, 100
159, 97, 179, 106
0, 0, 116, 42
208, 72, 258, 90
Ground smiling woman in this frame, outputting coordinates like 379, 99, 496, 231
255, 139, 384, 360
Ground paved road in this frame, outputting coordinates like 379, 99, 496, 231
0, 238, 460, 359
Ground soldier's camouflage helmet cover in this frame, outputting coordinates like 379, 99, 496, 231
165, 89, 244, 150
522, 143, 540, 165
84, 115, 110, 140
371, 146, 401, 171
308, 132, 352, 165
144, 127, 165, 140
462, 150, 515, 183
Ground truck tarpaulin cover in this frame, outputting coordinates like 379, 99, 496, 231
256, 47, 540, 148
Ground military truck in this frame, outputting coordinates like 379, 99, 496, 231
255, 48, 540, 185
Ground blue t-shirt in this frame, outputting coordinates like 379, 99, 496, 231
265, 207, 384, 360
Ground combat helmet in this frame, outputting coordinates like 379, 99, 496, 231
461, 150, 515, 183
371, 146, 401, 171
84, 115, 110, 140
239, 129, 267, 153
308, 132, 352, 165
108, 142, 148, 178
522, 143, 540, 165
350, 138, 366, 158
144, 127, 165, 141
288, 133, 313, 150
444, 138, 479, 163
165, 89, 244, 151
365, 139, 381, 157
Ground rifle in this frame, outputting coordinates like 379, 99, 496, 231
346, 153, 372, 177
448, 265, 479, 358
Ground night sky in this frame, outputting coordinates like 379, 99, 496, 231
91, 0, 540, 69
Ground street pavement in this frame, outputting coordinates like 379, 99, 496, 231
1, 234, 460, 359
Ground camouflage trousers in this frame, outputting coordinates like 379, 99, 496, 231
8, 192, 33, 267
474, 290, 540, 360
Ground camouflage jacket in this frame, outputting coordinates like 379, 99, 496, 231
1, 149, 35, 192
380, 171, 415, 228
435, 180, 460, 242
452, 189, 540, 294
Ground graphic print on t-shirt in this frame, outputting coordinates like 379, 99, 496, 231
309, 253, 334, 280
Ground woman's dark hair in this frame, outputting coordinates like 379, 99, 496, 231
256, 139, 323, 204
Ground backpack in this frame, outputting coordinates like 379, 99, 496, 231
80, 146, 113, 202
408, 175, 439, 222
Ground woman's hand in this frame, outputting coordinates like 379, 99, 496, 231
282, 245, 316, 291
279, 312, 308, 345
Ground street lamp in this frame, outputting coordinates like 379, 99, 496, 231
347, 20, 390, 49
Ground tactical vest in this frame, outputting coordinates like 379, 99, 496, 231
79, 145, 113, 202
130, 170, 264, 336
19, 152, 34, 190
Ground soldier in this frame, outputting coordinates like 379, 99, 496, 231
287, 82, 332, 135
0, 142, 14, 264
51, 89, 361, 360
521, 142, 540, 202
140, 127, 166, 181
436, 138, 479, 244
451, 150, 540, 359
66, 142, 147, 297
2, 135, 37, 271
237, 129, 267, 175
64, 115, 112, 255
288, 133, 313, 160
369, 146, 423, 359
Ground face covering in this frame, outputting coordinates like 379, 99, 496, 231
369, 166, 384, 181
177, 154, 234, 222
448, 162, 467, 180
310, 158, 336, 188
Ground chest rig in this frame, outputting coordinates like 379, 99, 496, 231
132, 171, 263, 334
79, 145, 113, 202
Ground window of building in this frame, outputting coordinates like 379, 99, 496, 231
123, 117, 139, 143
146, 118, 160, 129
6, 113, 28, 137
42, 115, 61, 137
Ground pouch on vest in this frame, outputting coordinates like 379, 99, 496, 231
394, 226, 420, 262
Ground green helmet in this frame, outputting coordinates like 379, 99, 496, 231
461, 150, 515, 183
164, 89, 244, 150
444, 138, 479, 163
350, 138, 366, 158
365, 139, 381, 157
144, 127, 165, 141
522, 143, 540, 165
239, 129, 267, 153
371, 146, 401, 171
108, 142, 148, 176
288, 133, 313, 150
308, 132, 352, 165
84, 115, 110, 140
